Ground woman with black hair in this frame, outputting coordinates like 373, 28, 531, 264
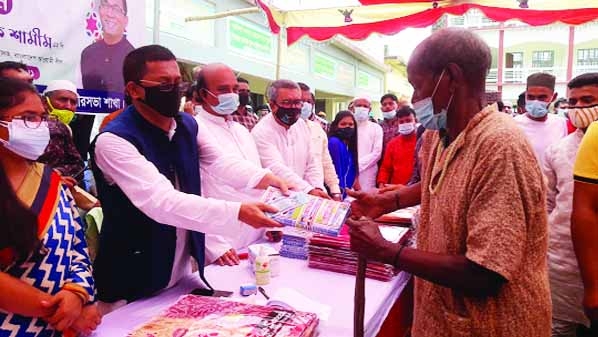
0, 78, 99, 336
327, 110, 360, 199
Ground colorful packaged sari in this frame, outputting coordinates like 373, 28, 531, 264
0, 163, 95, 336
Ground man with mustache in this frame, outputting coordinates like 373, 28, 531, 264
77, 0, 134, 160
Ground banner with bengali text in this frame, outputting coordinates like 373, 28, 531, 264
0, 0, 145, 114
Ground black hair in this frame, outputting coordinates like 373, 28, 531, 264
99, 0, 128, 15
554, 98, 567, 109
122, 45, 176, 84
194, 69, 207, 104
396, 105, 415, 118
380, 93, 398, 104
0, 77, 39, 115
0, 78, 41, 265
568, 72, 598, 89
0, 61, 27, 77
496, 100, 504, 112
256, 104, 270, 111
184, 83, 196, 100
237, 77, 249, 85
517, 92, 526, 108
329, 110, 358, 168
297, 82, 310, 92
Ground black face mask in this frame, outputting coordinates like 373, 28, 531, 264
140, 85, 181, 118
336, 127, 355, 140
239, 92, 251, 106
275, 106, 301, 126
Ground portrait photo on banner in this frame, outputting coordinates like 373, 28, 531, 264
0, 0, 144, 108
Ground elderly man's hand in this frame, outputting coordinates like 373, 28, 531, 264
347, 189, 397, 220
378, 184, 406, 194
255, 173, 293, 195
347, 218, 397, 264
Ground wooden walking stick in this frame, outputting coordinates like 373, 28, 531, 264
354, 255, 367, 337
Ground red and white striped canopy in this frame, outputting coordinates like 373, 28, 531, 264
257, 0, 598, 45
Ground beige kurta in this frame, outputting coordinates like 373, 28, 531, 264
413, 105, 551, 337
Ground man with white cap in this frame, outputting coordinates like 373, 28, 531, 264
349, 96, 383, 191
38, 80, 84, 186
44, 80, 79, 126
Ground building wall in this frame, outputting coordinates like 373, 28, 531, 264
448, 11, 598, 102
145, 0, 386, 118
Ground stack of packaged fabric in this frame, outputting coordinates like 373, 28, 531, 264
308, 225, 410, 282
260, 187, 350, 236
279, 227, 313, 260
128, 295, 319, 337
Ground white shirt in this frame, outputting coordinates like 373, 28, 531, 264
252, 113, 324, 193
305, 119, 341, 194
542, 130, 589, 327
356, 120, 383, 191
194, 108, 265, 263
514, 113, 568, 166
94, 117, 269, 290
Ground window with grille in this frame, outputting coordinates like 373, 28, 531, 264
482, 16, 495, 24
578, 49, 598, 67
450, 16, 464, 26
532, 51, 554, 68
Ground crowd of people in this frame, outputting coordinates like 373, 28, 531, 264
1, 26, 598, 337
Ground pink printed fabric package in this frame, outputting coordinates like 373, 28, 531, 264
128, 295, 319, 337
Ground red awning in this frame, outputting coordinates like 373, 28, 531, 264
256, 0, 598, 45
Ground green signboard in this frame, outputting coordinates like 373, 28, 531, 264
313, 52, 337, 79
228, 18, 273, 59
357, 69, 382, 93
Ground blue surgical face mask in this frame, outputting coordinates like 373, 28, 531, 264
207, 91, 239, 115
413, 69, 453, 130
300, 102, 313, 120
525, 100, 549, 118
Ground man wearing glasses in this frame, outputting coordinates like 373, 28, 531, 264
76, 0, 134, 160
91, 45, 288, 311
252, 79, 330, 199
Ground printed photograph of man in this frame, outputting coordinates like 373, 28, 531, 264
75, 0, 134, 159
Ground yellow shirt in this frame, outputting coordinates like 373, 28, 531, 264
574, 121, 598, 184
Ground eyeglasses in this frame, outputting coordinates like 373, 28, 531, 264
100, 0, 126, 15
138, 80, 182, 92
8, 114, 56, 129
276, 100, 303, 108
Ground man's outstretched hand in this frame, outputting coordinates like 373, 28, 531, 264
239, 202, 282, 229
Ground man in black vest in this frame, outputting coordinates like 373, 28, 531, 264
91, 45, 287, 313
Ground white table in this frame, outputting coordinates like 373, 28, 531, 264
92, 258, 410, 337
